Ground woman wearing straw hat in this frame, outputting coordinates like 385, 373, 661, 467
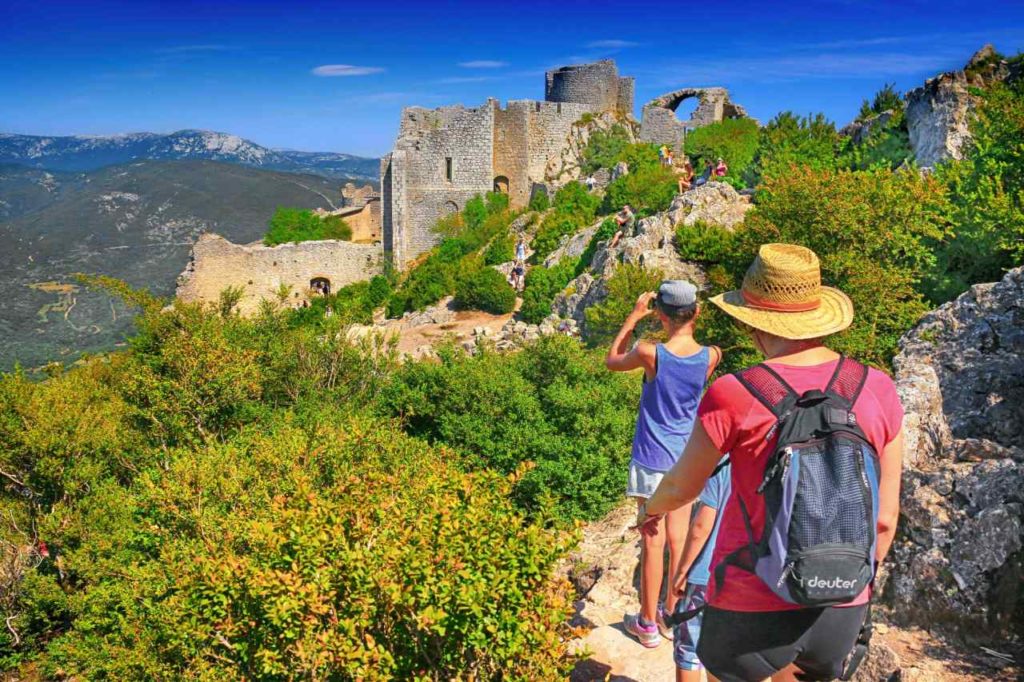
639, 244, 905, 682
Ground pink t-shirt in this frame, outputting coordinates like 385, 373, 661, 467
698, 358, 904, 612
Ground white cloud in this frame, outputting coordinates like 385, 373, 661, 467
312, 64, 386, 77
458, 60, 509, 68
586, 39, 639, 49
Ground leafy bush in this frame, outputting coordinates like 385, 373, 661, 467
455, 267, 516, 314
839, 110, 914, 172
927, 78, 1024, 302
462, 195, 488, 231
857, 82, 904, 120
752, 112, 840, 184
584, 264, 664, 344
22, 413, 576, 680
532, 213, 579, 261
530, 183, 602, 261
711, 166, 950, 368
581, 124, 632, 173
484, 233, 515, 265
520, 259, 578, 324
289, 275, 393, 327
684, 118, 760, 188
552, 181, 600, 218
379, 335, 638, 520
485, 190, 510, 215
575, 218, 618, 275
263, 207, 352, 245
528, 190, 550, 211
602, 164, 678, 215
675, 221, 737, 264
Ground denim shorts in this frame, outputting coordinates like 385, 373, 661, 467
626, 460, 664, 499
673, 583, 708, 671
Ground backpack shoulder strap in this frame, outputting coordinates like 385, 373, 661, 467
824, 356, 870, 410
733, 363, 798, 418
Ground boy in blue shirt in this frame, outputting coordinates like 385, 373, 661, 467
671, 458, 731, 682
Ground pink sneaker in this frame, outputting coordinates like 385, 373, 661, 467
623, 613, 662, 648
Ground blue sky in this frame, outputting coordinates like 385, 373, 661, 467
1, 0, 1023, 157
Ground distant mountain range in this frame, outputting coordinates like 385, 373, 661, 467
0, 160, 345, 370
0, 130, 380, 181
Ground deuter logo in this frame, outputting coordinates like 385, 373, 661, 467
807, 575, 857, 590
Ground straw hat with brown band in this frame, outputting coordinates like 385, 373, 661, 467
710, 243, 854, 340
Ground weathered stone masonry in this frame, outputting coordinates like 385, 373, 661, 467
382, 60, 634, 269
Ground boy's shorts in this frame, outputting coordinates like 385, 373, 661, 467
626, 460, 664, 499
673, 583, 708, 671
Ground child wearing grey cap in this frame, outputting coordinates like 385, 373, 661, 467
604, 279, 722, 648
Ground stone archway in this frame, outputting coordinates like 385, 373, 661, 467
639, 87, 749, 147
443, 200, 459, 214
310, 276, 331, 296
493, 176, 510, 194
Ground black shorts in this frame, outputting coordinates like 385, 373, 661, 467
697, 604, 868, 682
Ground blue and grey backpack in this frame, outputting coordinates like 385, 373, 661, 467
717, 355, 881, 607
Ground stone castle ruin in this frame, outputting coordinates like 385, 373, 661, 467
380, 60, 635, 268
639, 87, 750, 149
313, 182, 382, 243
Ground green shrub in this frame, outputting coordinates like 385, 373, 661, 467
684, 118, 760, 188
520, 259, 578, 324
462, 195, 488, 230
581, 124, 632, 173
532, 213, 579, 261
584, 264, 664, 344
839, 110, 914, 172
379, 335, 638, 520
552, 181, 600, 219
27, 414, 576, 680
289, 275, 393, 328
926, 78, 1024, 302
485, 190, 509, 215
484, 233, 515, 265
530, 183, 602, 261
675, 221, 737, 263
857, 82, 904, 120
528, 190, 550, 211
602, 164, 678, 215
455, 267, 516, 314
263, 208, 352, 245
575, 218, 618, 276
752, 112, 840, 184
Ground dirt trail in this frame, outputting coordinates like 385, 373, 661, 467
566, 502, 1020, 682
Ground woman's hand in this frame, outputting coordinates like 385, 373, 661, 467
673, 572, 688, 597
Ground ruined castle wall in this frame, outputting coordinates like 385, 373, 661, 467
493, 103, 531, 209
334, 200, 380, 243
616, 77, 635, 116
387, 104, 494, 267
524, 100, 590, 186
176, 233, 382, 316
545, 60, 630, 113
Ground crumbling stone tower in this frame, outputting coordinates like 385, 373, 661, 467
381, 60, 634, 269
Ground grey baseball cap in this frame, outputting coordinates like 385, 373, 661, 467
657, 280, 697, 308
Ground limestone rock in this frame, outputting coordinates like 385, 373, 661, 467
849, 641, 901, 682
886, 266, 1024, 637
544, 219, 601, 268
840, 110, 896, 145
668, 181, 752, 231
905, 44, 1010, 168
545, 111, 637, 188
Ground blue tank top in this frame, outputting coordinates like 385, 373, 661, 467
630, 345, 710, 472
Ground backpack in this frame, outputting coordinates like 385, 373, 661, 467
714, 355, 881, 607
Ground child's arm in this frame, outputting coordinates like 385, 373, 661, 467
672, 504, 718, 595
605, 292, 656, 374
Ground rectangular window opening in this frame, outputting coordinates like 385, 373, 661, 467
445, 157, 453, 182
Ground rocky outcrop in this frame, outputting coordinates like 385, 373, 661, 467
905, 44, 1011, 168
886, 266, 1024, 638
552, 183, 749, 328
840, 110, 897, 145
545, 112, 638, 188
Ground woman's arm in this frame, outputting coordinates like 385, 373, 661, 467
875, 428, 904, 563
605, 292, 657, 374
644, 421, 723, 518
672, 504, 718, 595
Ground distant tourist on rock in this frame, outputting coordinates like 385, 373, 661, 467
676, 157, 695, 194
659, 145, 669, 166
516, 237, 527, 262
714, 157, 728, 177
605, 280, 722, 649
670, 457, 730, 682
585, 174, 597, 192
667, 149, 675, 168
693, 160, 713, 188
609, 204, 635, 248
641, 244, 905, 681
511, 261, 526, 291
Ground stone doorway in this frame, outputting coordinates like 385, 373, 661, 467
493, 176, 510, 194
310, 276, 331, 296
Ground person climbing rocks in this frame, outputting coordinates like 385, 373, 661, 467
605, 280, 722, 649
609, 204, 635, 248
670, 457, 731, 682
585, 174, 597, 191
641, 243, 905, 681
511, 260, 526, 291
715, 157, 728, 177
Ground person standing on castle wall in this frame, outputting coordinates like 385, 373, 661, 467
605, 282, 722, 648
